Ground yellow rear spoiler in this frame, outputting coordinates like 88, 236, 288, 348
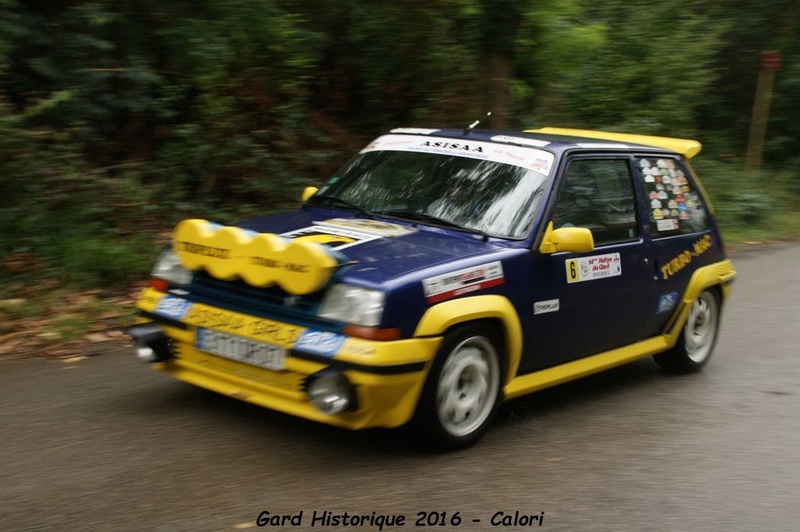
525, 127, 703, 159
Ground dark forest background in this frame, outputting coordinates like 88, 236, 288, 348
1, 0, 799, 288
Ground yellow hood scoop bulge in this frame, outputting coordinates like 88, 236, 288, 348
173, 219, 339, 294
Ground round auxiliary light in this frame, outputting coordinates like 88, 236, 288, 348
307, 371, 356, 415
135, 345, 157, 363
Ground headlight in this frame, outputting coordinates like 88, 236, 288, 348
317, 285, 385, 327
151, 249, 193, 286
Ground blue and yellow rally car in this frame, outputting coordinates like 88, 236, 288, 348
128, 127, 735, 449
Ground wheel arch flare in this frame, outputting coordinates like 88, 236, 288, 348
662, 259, 735, 344
413, 294, 523, 386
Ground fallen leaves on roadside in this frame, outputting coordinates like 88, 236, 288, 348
84, 333, 112, 343
0, 284, 144, 360
0, 340, 22, 356
0, 298, 27, 308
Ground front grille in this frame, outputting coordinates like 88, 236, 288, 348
183, 271, 338, 331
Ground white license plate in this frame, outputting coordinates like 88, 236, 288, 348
196, 328, 286, 370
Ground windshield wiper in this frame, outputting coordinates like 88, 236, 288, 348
376, 210, 489, 238
308, 194, 375, 218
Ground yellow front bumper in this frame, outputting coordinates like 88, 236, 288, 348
136, 288, 442, 429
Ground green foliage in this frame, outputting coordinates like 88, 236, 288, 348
0, 0, 798, 294
530, 0, 728, 135
0, 96, 162, 287
39, 222, 158, 288
0, 0, 336, 289
765, 54, 800, 163
696, 0, 800, 152
692, 158, 792, 238
284, 0, 486, 127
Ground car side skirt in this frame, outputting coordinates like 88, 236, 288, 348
504, 335, 669, 399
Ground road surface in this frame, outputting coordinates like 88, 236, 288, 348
1, 243, 799, 531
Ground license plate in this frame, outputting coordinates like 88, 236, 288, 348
196, 328, 286, 370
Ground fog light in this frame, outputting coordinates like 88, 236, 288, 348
136, 345, 157, 363
307, 371, 356, 415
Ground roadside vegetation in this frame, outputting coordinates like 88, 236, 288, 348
1, 0, 798, 358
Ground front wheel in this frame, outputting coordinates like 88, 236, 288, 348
655, 289, 721, 373
414, 324, 503, 450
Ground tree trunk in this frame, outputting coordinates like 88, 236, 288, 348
485, 52, 512, 130
479, 0, 521, 130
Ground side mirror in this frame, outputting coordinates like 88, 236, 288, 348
539, 222, 595, 254
302, 186, 319, 203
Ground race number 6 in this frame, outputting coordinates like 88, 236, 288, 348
566, 259, 579, 283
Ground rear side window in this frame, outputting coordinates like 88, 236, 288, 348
636, 157, 708, 237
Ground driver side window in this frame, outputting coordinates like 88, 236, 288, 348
553, 159, 637, 245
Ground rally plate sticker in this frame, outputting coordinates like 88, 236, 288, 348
153, 295, 193, 320
422, 261, 504, 304
294, 330, 347, 357
565, 253, 622, 284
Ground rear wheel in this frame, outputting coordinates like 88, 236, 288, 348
655, 289, 720, 373
414, 324, 503, 450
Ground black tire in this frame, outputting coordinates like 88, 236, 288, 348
654, 289, 720, 374
414, 323, 504, 451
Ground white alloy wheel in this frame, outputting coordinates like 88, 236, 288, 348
414, 324, 504, 450
685, 291, 718, 364
436, 335, 500, 438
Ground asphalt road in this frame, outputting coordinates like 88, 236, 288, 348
2, 243, 799, 532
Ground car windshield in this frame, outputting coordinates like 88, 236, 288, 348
310, 134, 554, 239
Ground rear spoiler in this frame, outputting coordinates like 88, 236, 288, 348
525, 127, 702, 159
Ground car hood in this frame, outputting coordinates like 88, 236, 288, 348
236, 209, 511, 289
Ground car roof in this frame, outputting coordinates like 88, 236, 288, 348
388, 127, 702, 160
